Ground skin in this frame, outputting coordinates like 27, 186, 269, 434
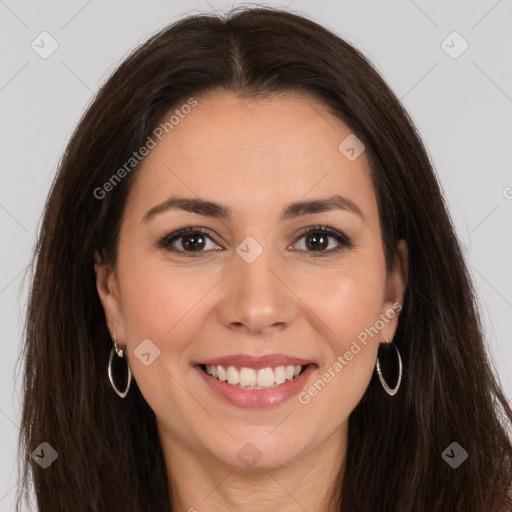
95, 91, 408, 512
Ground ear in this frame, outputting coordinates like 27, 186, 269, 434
380, 239, 408, 341
94, 250, 124, 339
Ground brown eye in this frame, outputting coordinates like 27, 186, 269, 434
304, 232, 330, 251
180, 233, 206, 251
292, 226, 352, 257
158, 227, 221, 256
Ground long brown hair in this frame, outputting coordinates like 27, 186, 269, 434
16, 6, 512, 511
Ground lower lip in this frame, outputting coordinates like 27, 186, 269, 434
195, 364, 317, 408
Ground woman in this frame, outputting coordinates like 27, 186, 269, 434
16, 6, 512, 511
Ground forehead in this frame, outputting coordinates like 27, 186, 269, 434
127, 91, 377, 223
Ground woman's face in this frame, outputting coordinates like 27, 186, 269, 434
96, 91, 407, 470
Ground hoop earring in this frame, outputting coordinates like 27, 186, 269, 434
376, 340, 402, 396
108, 332, 132, 398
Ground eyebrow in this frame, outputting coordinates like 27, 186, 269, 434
142, 194, 364, 223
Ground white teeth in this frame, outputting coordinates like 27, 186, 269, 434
217, 365, 227, 382
257, 368, 275, 387
226, 366, 240, 385
239, 367, 257, 387
274, 366, 286, 384
204, 363, 306, 389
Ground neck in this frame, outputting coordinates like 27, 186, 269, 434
159, 421, 347, 512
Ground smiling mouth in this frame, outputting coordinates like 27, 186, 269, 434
198, 363, 311, 390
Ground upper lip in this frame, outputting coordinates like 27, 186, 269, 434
192, 353, 316, 370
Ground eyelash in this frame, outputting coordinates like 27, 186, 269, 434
157, 225, 353, 258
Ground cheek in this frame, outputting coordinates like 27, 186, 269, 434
113, 255, 214, 403
319, 261, 387, 344
297, 278, 382, 426
114, 255, 207, 413
116, 248, 204, 339
305, 259, 386, 399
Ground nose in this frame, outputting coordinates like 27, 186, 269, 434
217, 244, 297, 335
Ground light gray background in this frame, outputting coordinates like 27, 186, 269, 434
1, 0, 511, 508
